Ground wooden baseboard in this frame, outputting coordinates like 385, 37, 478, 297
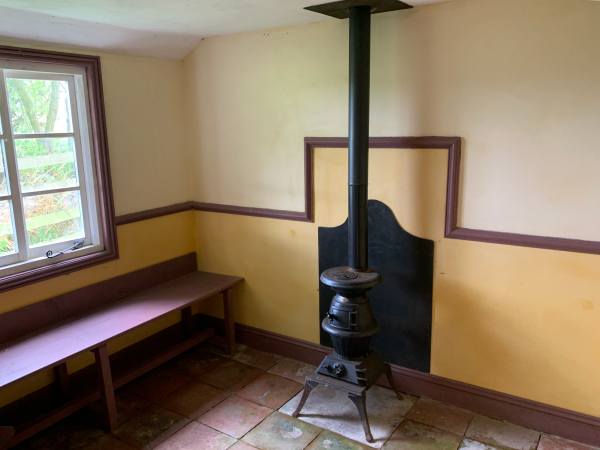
4, 312, 599, 447
235, 322, 600, 447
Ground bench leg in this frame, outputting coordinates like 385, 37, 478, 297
181, 306, 193, 337
223, 289, 236, 355
93, 345, 117, 432
53, 362, 70, 396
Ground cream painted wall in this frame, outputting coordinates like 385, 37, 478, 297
2, 0, 600, 420
99, 53, 191, 215
0, 39, 192, 215
184, 0, 600, 241
195, 147, 600, 418
185, 0, 600, 418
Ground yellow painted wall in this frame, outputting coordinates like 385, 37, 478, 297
185, 0, 600, 241
194, 148, 600, 418
186, 0, 600, 418
3, 0, 600, 422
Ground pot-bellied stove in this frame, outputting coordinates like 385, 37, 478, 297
292, 0, 413, 443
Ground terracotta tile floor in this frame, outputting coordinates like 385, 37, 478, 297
15, 344, 600, 450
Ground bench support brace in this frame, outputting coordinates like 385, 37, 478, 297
53, 362, 70, 396
223, 289, 236, 355
93, 345, 117, 432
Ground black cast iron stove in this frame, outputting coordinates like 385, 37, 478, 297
292, 0, 413, 443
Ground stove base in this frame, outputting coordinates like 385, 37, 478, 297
292, 354, 401, 443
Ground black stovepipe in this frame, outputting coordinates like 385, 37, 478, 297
347, 5, 371, 271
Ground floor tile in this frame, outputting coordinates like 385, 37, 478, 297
230, 344, 283, 370
538, 434, 600, 450
280, 385, 415, 448
242, 411, 322, 450
159, 381, 230, 419
466, 416, 540, 450
172, 346, 228, 377
199, 359, 263, 391
459, 438, 503, 450
229, 441, 261, 449
238, 373, 303, 409
407, 397, 474, 435
113, 404, 189, 448
307, 430, 372, 450
383, 420, 462, 450
77, 391, 152, 428
17, 417, 134, 450
124, 365, 192, 402
154, 422, 236, 450
268, 358, 317, 384
198, 395, 272, 438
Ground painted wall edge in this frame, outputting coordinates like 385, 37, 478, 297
114, 136, 600, 255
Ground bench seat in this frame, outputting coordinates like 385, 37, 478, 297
0, 271, 241, 388
0, 259, 242, 448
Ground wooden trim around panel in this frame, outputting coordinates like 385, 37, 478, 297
114, 202, 195, 225
303, 136, 462, 228
234, 322, 600, 447
192, 202, 309, 222
118, 136, 600, 255
0, 45, 118, 292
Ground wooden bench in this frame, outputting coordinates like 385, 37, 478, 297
0, 253, 242, 448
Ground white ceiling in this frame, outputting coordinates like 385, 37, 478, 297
0, 0, 448, 59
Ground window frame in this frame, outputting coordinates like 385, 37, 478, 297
0, 45, 117, 291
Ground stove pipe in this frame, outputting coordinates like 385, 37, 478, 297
348, 5, 371, 271
308, 0, 412, 383
294, 2, 412, 441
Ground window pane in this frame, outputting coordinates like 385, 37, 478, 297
0, 141, 8, 195
24, 190, 84, 247
15, 137, 78, 193
6, 78, 73, 134
0, 201, 16, 256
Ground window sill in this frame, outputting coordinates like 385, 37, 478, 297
0, 246, 118, 292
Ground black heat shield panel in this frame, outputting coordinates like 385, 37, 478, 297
318, 199, 433, 372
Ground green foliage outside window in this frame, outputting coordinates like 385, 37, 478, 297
0, 77, 83, 254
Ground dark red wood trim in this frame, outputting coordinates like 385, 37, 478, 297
0, 45, 118, 292
235, 323, 600, 447
303, 136, 462, 225
0, 253, 197, 344
114, 202, 195, 225
447, 227, 600, 255
121, 135, 600, 254
192, 202, 310, 222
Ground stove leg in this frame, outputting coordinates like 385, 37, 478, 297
385, 364, 402, 400
292, 378, 317, 417
349, 392, 373, 443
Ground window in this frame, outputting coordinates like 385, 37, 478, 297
0, 46, 117, 290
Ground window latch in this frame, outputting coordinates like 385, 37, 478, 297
46, 240, 85, 259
